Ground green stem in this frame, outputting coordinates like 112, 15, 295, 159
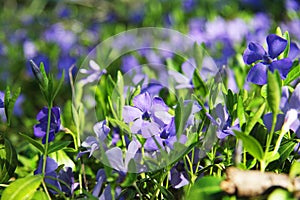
42, 103, 52, 175
273, 129, 286, 156
41, 104, 53, 199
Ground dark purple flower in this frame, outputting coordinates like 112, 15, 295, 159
34, 157, 60, 194
243, 34, 293, 85
0, 91, 4, 108
263, 84, 300, 136
207, 103, 239, 139
33, 107, 61, 144
58, 167, 79, 195
170, 161, 189, 188
35, 157, 78, 195
123, 92, 172, 138
78, 120, 110, 158
57, 54, 77, 80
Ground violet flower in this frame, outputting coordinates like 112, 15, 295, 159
207, 103, 239, 139
263, 84, 300, 136
33, 107, 61, 144
105, 140, 141, 173
123, 92, 172, 138
78, 120, 110, 158
35, 157, 78, 195
243, 34, 293, 85
79, 60, 106, 85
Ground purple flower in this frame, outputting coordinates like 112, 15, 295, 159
105, 140, 141, 173
35, 157, 78, 195
243, 34, 293, 85
263, 84, 300, 136
34, 157, 60, 194
58, 167, 79, 196
79, 60, 106, 85
123, 92, 172, 138
78, 120, 110, 158
0, 91, 4, 109
170, 161, 189, 188
207, 104, 239, 139
33, 107, 61, 144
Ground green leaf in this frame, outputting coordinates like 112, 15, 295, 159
264, 151, 280, 164
267, 70, 281, 116
244, 102, 266, 135
192, 69, 208, 97
1, 175, 43, 200
284, 64, 300, 85
268, 188, 293, 200
283, 31, 290, 58
4, 87, 21, 126
234, 131, 264, 161
48, 141, 72, 154
0, 134, 18, 183
278, 140, 297, 164
121, 159, 137, 187
18, 132, 44, 154
51, 69, 65, 102
237, 96, 246, 127
193, 42, 204, 72
31, 190, 48, 200
289, 161, 300, 179
175, 99, 193, 139
188, 176, 224, 199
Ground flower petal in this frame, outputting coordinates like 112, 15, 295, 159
105, 147, 125, 172
246, 63, 268, 85
267, 34, 287, 59
263, 113, 284, 132
133, 92, 152, 112
288, 42, 300, 60
289, 83, 300, 110
243, 42, 266, 64
93, 120, 110, 141
269, 58, 293, 79
122, 106, 142, 123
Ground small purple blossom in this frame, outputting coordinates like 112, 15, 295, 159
35, 157, 78, 195
207, 103, 239, 139
79, 60, 106, 85
105, 140, 141, 173
123, 92, 173, 138
243, 34, 293, 85
78, 120, 110, 158
33, 107, 61, 144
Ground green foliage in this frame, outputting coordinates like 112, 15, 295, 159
0, 133, 18, 183
1, 175, 43, 200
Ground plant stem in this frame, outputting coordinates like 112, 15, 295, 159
273, 129, 286, 156
42, 104, 52, 175
41, 104, 53, 199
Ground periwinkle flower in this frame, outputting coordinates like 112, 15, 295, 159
78, 120, 110, 158
35, 157, 78, 195
243, 34, 293, 85
105, 140, 141, 173
79, 60, 106, 85
207, 103, 239, 139
33, 107, 61, 144
263, 84, 300, 136
123, 92, 173, 138
0, 91, 6, 122
0, 91, 4, 108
